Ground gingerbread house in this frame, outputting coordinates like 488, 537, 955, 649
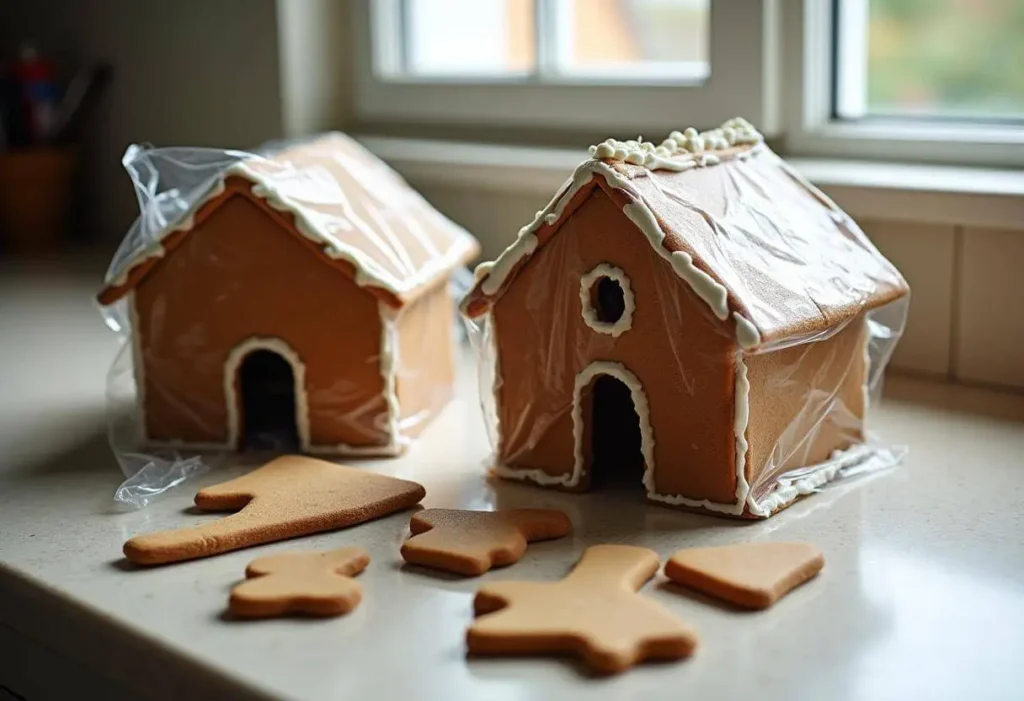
99, 133, 479, 456
462, 118, 909, 518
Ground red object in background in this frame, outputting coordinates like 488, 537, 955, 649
12, 43, 59, 144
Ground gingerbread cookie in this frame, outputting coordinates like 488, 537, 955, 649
401, 508, 571, 576
664, 542, 824, 609
123, 456, 425, 565
229, 547, 370, 618
468, 544, 698, 674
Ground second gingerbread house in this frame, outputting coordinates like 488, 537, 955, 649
462, 118, 909, 518
99, 133, 479, 456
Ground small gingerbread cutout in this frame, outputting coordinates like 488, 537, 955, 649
401, 508, 572, 576
467, 544, 698, 674
229, 547, 370, 618
664, 542, 824, 609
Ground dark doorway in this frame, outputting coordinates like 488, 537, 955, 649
238, 350, 300, 452
588, 375, 646, 493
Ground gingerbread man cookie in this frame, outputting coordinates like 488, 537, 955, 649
229, 547, 370, 618
664, 542, 824, 609
123, 455, 425, 566
401, 508, 572, 576
468, 544, 698, 674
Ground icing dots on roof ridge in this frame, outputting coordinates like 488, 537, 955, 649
588, 117, 763, 172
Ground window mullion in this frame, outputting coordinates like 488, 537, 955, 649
534, 0, 557, 81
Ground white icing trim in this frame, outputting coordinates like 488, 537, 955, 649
588, 118, 764, 172
734, 355, 753, 509
235, 160, 477, 297
305, 306, 402, 455
379, 305, 402, 452
486, 312, 504, 454
493, 464, 576, 487
575, 362, 655, 491
479, 164, 596, 297
473, 261, 494, 282
224, 337, 311, 452
109, 180, 228, 289
472, 157, 733, 326
491, 360, 655, 490
753, 443, 876, 515
734, 312, 762, 350
107, 141, 476, 298
481, 232, 538, 296
579, 264, 634, 337
620, 202, 731, 321
495, 347, 870, 518
141, 333, 400, 456
647, 352, 752, 515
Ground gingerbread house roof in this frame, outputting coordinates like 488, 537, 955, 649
98, 133, 480, 309
462, 120, 908, 351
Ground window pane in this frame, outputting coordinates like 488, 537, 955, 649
838, 0, 1024, 120
552, 0, 709, 80
404, 0, 535, 77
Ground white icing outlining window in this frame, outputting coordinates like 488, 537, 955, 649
580, 264, 633, 337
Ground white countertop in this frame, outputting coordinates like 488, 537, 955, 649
1, 262, 1023, 701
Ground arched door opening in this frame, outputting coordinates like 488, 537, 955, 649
586, 374, 646, 494
238, 349, 299, 452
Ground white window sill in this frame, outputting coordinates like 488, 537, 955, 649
359, 136, 1024, 231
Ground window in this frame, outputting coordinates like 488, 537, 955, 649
354, 0, 773, 133
835, 0, 1024, 121
787, 0, 1024, 166
580, 264, 633, 337
354, 0, 1023, 166
393, 0, 709, 82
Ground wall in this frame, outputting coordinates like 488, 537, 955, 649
0, 0, 285, 244
276, 0, 354, 139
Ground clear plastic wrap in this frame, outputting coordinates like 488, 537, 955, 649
99, 134, 478, 508
462, 127, 910, 519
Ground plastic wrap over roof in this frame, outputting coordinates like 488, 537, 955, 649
464, 133, 908, 351
99, 133, 480, 309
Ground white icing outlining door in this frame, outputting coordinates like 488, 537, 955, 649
224, 337, 311, 452
571, 361, 656, 493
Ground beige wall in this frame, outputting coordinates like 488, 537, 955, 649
1, 0, 285, 243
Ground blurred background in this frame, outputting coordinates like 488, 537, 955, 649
0, 0, 1021, 389
0, 0, 1020, 249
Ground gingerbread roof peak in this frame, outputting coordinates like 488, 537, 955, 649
98, 133, 479, 309
587, 117, 762, 172
463, 125, 907, 351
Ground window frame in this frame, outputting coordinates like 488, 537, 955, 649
782, 0, 1024, 168
352, 0, 779, 135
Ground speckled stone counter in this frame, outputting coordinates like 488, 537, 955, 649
1, 265, 1023, 701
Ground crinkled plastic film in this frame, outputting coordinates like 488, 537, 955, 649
463, 141, 910, 519
100, 136, 476, 508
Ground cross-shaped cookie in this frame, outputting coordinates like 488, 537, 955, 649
467, 544, 698, 674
